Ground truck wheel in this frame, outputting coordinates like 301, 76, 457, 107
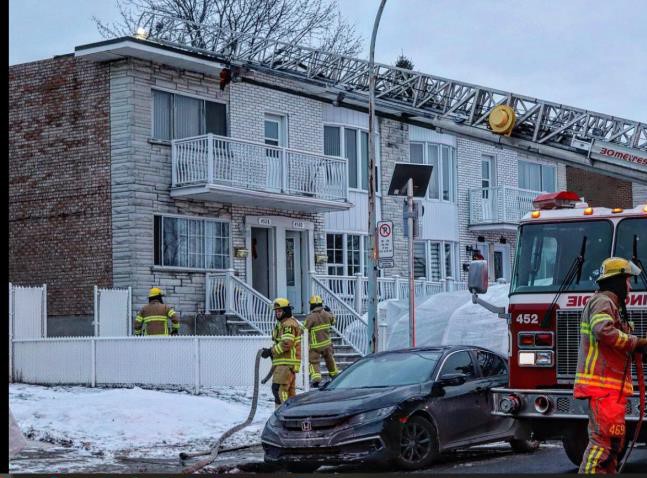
562, 424, 589, 467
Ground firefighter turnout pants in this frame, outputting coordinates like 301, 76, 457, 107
579, 393, 627, 474
272, 365, 296, 408
309, 346, 339, 383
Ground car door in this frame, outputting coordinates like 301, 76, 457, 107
431, 350, 483, 447
474, 350, 512, 436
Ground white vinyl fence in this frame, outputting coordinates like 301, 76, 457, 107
9, 283, 47, 340
11, 333, 313, 393
94, 286, 132, 336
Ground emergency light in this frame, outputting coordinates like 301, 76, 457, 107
532, 191, 581, 210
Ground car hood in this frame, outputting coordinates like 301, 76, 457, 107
278, 384, 422, 418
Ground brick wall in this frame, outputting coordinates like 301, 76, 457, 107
566, 166, 633, 208
9, 55, 112, 317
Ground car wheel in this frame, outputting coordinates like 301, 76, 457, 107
562, 423, 588, 467
285, 463, 320, 473
509, 438, 540, 453
395, 415, 439, 470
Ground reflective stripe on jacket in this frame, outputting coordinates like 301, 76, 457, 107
271, 317, 302, 369
573, 291, 638, 398
134, 301, 179, 336
304, 306, 336, 350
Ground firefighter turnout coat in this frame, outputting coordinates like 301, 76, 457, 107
271, 316, 302, 371
134, 300, 179, 336
574, 290, 639, 398
304, 306, 335, 350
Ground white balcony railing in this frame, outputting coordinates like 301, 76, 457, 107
172, 134, 348, 202
469, 186, 540, 226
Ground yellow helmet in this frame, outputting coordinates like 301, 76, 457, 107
148, 287, 165, 298
309, 295, 323, 306
272, 297, 290, 310
596, 257, 641, 282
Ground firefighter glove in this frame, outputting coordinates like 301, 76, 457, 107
261, 348, 272, 359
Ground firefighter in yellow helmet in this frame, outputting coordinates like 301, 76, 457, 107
134, 287, 180, 336
304, 295, 339, 388
261, 298, 302, 408
574, 257, 647, 474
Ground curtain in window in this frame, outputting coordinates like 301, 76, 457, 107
542, 165, 556, 192
345, 128, 358, 189
205, 221, 230, 269
427, 144, 440, 199
519, 161, 542, 191
174, 95, 202, 139
414, 242, 427, 279
410, 143, 424, 164
153, 90, 172, 140
159, 217, 229, 269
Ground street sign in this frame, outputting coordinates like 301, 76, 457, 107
377, 220, 394, 260
378, 258, 394, 269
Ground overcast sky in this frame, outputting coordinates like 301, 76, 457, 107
9, 0, 647, 121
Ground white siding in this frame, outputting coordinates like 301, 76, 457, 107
419, 202, 459, 241
325, 191, 382, 233
409, 125, 456, 146
323, 105, 368, 128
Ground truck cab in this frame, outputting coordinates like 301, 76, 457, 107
469, 192, 647, 467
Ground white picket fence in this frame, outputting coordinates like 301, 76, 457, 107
94, 286, 132, 336
10, 333, 316, 393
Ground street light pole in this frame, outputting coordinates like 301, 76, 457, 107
367, 0, 388, 354
407, 178, 416, 347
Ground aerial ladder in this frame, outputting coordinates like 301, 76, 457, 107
131, 11, 647, 184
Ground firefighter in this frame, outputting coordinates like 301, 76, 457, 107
261, 298, 302, 408
574, 257, 647, 474
304, 295, 339, 388
134, 287, 180, 336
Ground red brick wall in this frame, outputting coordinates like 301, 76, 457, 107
9, 55, 112, 316
565, 166, 633, 208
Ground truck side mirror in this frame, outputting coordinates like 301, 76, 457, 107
468, 260, 489, 294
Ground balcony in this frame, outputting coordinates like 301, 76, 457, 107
468, 186, 539, 231
171, 134, 352, 213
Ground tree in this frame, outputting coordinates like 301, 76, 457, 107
94, 0, 363, 57
395, 53, 414, 70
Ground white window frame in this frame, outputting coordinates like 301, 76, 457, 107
150, 88, 228, 141
414, 240, 459, 281
154, 213, 232, 271
323, 123, 380, 193
518, 159, 556, 193
264, 113, 287, 147
409, 141, 457, 203
326, 232, 371, 276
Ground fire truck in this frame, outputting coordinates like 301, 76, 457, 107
469, 191, 647, 466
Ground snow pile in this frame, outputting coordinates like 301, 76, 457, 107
10, 384, 275, 459
383, 284, 510, 356
9, 408, 27, 458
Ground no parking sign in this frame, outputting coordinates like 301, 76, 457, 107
377, 220, 394, 268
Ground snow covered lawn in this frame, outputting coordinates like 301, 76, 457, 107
10, 383, 275, 472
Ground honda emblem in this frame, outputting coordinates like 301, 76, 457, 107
301, 419, 312, 432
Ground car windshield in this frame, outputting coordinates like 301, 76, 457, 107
326, 351, 442, 389
510, 220, 613, 294
614, 217, 647, 291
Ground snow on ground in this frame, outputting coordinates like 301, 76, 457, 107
10, 383, 275, 472
384, 284, 510, 356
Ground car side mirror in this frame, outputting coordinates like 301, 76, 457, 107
468, 260, 489, 294
439, 373, 467, 387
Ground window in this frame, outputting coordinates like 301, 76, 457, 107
477, 351, 507, 377
324, 126, 374, 191
413, 241, 458, 281
440, 351, 476, 380
327, 233, 370, 276
518, 160, 556, 192
409, 142, 456, 202
154, 215, 230, 269
414, 241, 427, 279
152, 90, 227, 140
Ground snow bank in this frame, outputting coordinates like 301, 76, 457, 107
10, 384, 275, 458
9, 408, 27, 458
383, 284, 510, 356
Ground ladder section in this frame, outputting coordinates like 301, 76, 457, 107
138, 12, 646, 180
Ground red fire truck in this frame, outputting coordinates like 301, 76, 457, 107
469, 191, 647, 466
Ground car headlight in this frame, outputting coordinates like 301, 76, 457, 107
348, 406, 397, 425
267, 411, 280, 428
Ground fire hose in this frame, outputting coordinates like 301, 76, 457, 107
617, 351, 645, 473
179, 348, 272, 473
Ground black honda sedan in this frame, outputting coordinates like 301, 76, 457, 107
261, 345, 536, 472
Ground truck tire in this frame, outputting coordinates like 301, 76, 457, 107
562, 424, 589, 467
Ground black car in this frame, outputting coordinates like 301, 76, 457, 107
261, 345, 536, 472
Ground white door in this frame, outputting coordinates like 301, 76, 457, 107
481, 156, 495, 221
285, 231, 302, 313
264, 114, 286, 192
493, 244, 511, 282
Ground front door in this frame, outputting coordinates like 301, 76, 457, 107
285, 231, 303, 313
481, 156, 495, 221
251, 227, 273, 298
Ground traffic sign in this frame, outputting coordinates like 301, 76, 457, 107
377, 220, 394, 259
378, 258, 394, 269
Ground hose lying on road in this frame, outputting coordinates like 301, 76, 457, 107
179, 348, 270, 473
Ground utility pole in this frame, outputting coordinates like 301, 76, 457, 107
367, 0, 388, 354
407, 179, 415, 347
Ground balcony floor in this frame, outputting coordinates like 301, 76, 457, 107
468, 223, 519, 232
171, 184, 353, 213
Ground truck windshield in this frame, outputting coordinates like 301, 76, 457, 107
511, 220, 612, 294
614, 217, 647, 291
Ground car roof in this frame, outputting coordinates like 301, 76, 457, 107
369, 344, 504, 358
